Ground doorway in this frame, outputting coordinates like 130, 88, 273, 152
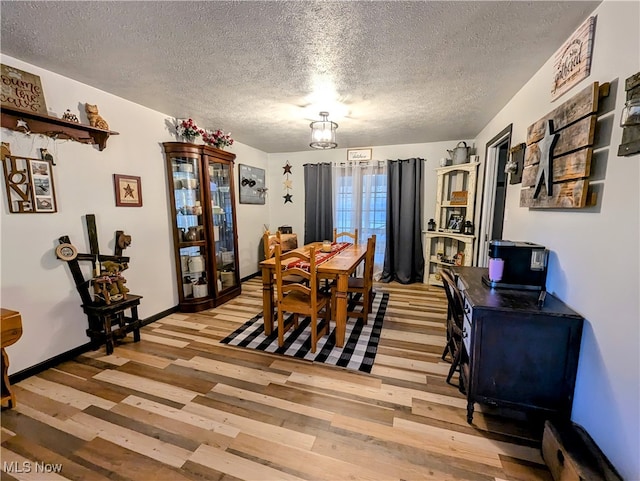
476, 124, 512, 266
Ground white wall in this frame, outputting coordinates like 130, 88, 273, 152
229, 144, 268, 277
0, 55, 266, 374
265, 140, 474, 254
473, 2, 639, 478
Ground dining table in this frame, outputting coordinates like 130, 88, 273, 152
259, 241, 368, 348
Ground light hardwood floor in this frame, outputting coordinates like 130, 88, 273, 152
1, 278, 553, 481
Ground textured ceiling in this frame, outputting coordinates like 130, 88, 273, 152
1, 1, 601, 153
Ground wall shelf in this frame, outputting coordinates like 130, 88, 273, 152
1, 106, 119, 151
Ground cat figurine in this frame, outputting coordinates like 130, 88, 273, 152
84, 103, 109, 130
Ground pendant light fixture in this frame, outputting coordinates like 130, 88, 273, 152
309, 111, 338, 149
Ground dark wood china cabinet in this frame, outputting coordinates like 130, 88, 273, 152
163, 142, 240, 312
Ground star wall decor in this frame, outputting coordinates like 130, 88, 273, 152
533, 119, 558, 199
282, 160, 293, 204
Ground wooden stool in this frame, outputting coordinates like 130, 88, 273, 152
82, 295, 142, 355
1, 308, 23, 409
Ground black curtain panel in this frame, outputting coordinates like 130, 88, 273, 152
381, 158, 424, 284
303, 163, 333, 244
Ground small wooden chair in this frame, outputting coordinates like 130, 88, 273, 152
333, 228, 359, 245
332, 235, 376, 324
439, 267, 465, 387
274, 245, 330, 353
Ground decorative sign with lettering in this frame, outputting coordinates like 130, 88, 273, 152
551, 16, 596, 102
0, 64, 48, 114
450, 190, 468, 205
347, 148, 372, 161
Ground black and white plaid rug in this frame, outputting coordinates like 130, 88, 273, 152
220, 292, 389, 373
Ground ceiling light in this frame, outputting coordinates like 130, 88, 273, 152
309, 111, 338, 149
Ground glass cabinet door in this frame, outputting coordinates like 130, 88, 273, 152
208, 161, 237, 291
171, 155, 208, 299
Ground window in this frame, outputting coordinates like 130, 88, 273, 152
333, 162, 387, 276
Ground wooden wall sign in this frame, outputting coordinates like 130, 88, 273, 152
520, 81, 608, 209
0, 64, 48, 114
618, 71, 640, 157
507, 143, 525, 184
450, 190, 468, 205
551, 16, 596, 102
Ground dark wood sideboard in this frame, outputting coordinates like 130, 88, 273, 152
452, 266, 584, 424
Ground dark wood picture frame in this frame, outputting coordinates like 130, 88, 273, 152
113, 174, 142, 207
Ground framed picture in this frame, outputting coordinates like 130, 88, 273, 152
2, 155, 58, 213
114, 174, 142, 207
347, 148, 372, 161
238, 164, 266, 204
28, 158, 56, 213
447, 213, 464, 232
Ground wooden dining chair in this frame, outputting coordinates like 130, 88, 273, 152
332, 235, 376, 325
333, 228, 359, 245
263, 230, 282, 260
439, 267, 465, 388
274, 245, 331, 353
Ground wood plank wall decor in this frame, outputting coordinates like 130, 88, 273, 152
520, 81, 609, 209
507, 143, 525, 184
618, 71, 640, 157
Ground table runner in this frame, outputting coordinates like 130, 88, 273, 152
284, 242, 351, 272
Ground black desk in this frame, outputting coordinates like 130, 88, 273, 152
452, 267, 583, 424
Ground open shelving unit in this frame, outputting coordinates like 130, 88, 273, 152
423, 162, 479, 286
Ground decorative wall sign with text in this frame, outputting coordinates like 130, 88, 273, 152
347, 148, 372, 161
0, 64, 48, 114
551, 16, 596, 102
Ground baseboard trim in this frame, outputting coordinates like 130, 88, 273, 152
241, 272, 260, 282
8, 305, 179, 384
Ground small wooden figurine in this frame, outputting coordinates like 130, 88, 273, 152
62, 109, 80, 123
84, 103, 109, 130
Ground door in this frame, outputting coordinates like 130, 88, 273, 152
477, 125, 512, 266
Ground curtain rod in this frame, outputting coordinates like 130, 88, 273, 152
332, 160, 386, 166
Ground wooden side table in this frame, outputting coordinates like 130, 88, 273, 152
1, 308, 23, 409
82, 295, 142, 355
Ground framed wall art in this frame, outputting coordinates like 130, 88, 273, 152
347, 148, 372, 161
238, 164, 266, 204
2, 154, 57, 213
113, 174, 142, 207
447, 213, 464, 232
